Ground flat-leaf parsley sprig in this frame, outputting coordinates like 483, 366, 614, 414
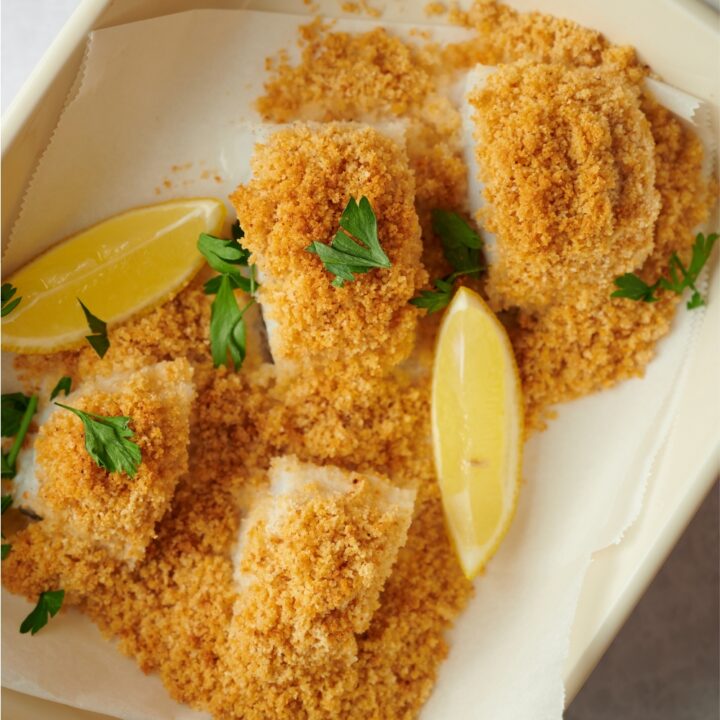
612, 232, 718, 310
306, 196, 391, 287
78, 299, 110, 358
50, 376, 72, 401
198, 220, 258, 371
55, 404, 142, 477
20, 589, 65, 635
1, 283, 22, 317
1, 393, 38, 479
411, 210, 484, 313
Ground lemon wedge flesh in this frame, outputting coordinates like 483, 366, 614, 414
432, 287, 523, 579
2, 198, 225, 353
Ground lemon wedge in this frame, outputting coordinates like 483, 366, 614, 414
432, 287, 523, 579
2, 198, 225, 353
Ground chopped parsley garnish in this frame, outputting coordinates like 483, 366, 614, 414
20, 589, 65, 635
2, 392, 32, 437
1, 394, 38, 479
410, 278, 454, 313
55, 403, 142, 477
209, 274, 253, 370
78, 299, 110, 358
1, 283, 22, 317
432, 209, 483, 278
198, 220, 256, 295
1, 495, 12, 560
411, 211, 484, 313
198, 220, 257, 370
306, 196, 391, 287
612, 233, 718, 309
50, 376, 72, 401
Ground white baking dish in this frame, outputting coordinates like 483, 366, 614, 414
2, 1, 718, 717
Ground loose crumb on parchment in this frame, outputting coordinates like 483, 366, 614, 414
3, 1, 714, 718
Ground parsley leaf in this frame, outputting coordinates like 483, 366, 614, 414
1, 495, 12, 560
197, 229, 255, 295
209, 275, 253, 370
1, 283, 22, 317
1, 454, 13, 478
611, 273, 660, 303
1, 394, 38, 479
19, 590, 65, 635
2, 393, 32, 437
410, 278, 454, 313
306, 196, 391, 287
55, 404, 142, 477
432, 210, 483, 277
50, 377, 72, 401
198, 220, 258, 370
613, 233, 717, 309
410, 210, 485, 314
78, 300, 109, 358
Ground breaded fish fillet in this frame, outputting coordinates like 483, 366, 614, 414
12, 359, 194, 563
230, 122, 427, 374
467, 62, 660, 311
229, 455, 416, 678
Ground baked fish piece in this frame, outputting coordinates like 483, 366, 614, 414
229, 454, 416, 678
12, 359, 194, 563
465, 62, 660, 312
230, 122, 427, 375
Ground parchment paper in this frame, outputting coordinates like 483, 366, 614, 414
1, 9, 716, 720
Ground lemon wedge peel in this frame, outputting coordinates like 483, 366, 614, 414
431, 286, 524, 580
2, 198, 226, 354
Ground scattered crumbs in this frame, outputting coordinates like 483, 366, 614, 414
213, 175, 223, 184
424, 1, 447, 17
170, 162, 193, 173
340, 0, 381, 17
409, 27, 433, 39
200, 169, 211, 180
162, 179, 172, 190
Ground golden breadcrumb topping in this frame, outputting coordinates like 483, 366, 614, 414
230, 123, 427, 372
3, 1, 714, 717
445, 0, 637, 69
258, 23, 435, 122
29, 360, 194, 561
229, 455, 415, 677
470, 61, 660, 311
513, 93, 712, 429
256, 19, 470, 283
3, 364, 471, 719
